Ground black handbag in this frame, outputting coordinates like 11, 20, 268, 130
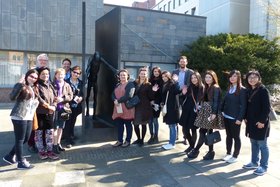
205, 131, 221, 146
125, 95, 140, 109
59, 106, 72, 121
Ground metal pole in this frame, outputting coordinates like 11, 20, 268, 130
82, 1, 86, 128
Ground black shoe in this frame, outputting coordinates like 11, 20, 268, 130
147, 136, 154, 144
138, 139, 144, 147
3, 154, 17, 165
153, 135, 159, 143
184, 146, 193, 154
53, 145, 60, 154
132, 139, 141, 145
187, 149, 200, 159
203, 151, 215, 160
183, 139, 187, 145
58, 144, 65, 152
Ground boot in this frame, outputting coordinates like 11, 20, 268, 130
203, 151, 215, 160
187, 149, 200, 159
147, 135, 154, 144
53, 145, 60, 154
58, 144, 65, 152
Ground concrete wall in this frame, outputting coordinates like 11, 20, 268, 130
0, 0, 104, 54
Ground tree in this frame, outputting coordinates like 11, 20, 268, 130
182, 33, 280, 89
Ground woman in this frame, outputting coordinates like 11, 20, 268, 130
148, 66, 163, 144
188, 70, 222, 160
65, 66, 83, 148
179, 71, 204, 153
3, 69, 39, 169
52, 68, 73, 154
112, 69, 135, 147
221, 70, 247, 163
35, 67, 58, 160
161, 71, 181, 150
132, 68, 156, 146
243, 70, 270, 176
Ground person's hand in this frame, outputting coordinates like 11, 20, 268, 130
235, 120, 242, 125
48, 106, 56, 114
152, 84, 159, 92
210, 114, 216, 121
172, 74, 179, 82
114, 99, 119, 105
256, 122, 265, 129
182, 86, 188, 95
77, 97, 83, 103
57, 97, 63, 103
19, 75, 25, 84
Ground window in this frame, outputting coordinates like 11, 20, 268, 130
168, 1, 171, 12
159, 7, 162, 11
173, 0, 176, 9
185, 11, 189, 14
163, 4, 166, 11
178, 0, 181, 6
191, 7, 196, 15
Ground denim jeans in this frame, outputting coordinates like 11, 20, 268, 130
250, 138, 269, 170
148, 117, 159, 136
115, 118, 133, 143
9, 120, 32, 162
168, 124, 177, 145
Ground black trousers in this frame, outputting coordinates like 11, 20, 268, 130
64, 107, 81, 142
195, 128, 213, 152
224, 118, 241, 158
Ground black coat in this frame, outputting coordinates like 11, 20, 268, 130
162, 81, 181, 124
245, 85, 270, 140
149, 78, 163, 118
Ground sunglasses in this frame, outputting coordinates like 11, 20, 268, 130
29, 75, 38, 80
72, 71, 81, 75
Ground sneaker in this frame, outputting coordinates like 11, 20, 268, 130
162, 143, 175, 150
47, 152, 59, 160
121, 141, 130, 148
227, 157, 237, 163
66, 143, 72, 148
112, 141, 123, 147
3, 154, 17, 165
38, 152, 48, 160
17, 160, 34, 170
253, 167, 267, 176
243, 162, 258, 169
223, 154, 232, 161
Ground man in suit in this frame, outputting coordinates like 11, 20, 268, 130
172, 55, 194, 144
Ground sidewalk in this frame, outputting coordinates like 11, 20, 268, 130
0, 104, 280, 187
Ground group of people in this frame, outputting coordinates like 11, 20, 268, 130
112, 56, 271, 176
3, 54, 83, 169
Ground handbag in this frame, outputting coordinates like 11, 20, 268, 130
205, 131, 221, 146
60, 106, 72, 121
125, 95, 140, 109
162, 91, 169, 117
269, 108, 278, 121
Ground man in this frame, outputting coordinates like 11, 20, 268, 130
62, 58, 72, 80
37, 53, 49, 68
172, 55, 194, 144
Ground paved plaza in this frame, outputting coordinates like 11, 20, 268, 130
0, 103, 280, 187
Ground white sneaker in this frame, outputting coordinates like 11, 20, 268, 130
223, 154, 232, 161
227, 157, 237, 163
162, 143, 175, 150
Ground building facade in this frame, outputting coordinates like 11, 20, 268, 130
152, 0, 280, 39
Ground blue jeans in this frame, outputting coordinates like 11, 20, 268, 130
115, 119, 133, 143
250, 138, 269, 169
9, 120, 32, 162
168, 124, 177, 145
148, 117, 159, 136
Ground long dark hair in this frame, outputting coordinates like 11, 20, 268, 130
189, 71, 204, 101
19, 69, 39, 100
227, 70, 243, 95
204, 70, 220, 101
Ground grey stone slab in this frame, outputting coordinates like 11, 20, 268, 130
2, 30, 11, 49
18, 33, 27, 50
27, 13, 36, 34
26, 0, 36, 13
35, 0, 42, 16
36, 16, 43, 37
11, 32, 18, 49
42, 30, 51, 51
2, 13, 11, 29
2, 0, 11, 13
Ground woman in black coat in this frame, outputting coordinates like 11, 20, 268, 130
221, 70, 247, 163
179, 71, 204, 154
161, 71, 181, 150
243, 70, 270, 176
148, 67, 163, 144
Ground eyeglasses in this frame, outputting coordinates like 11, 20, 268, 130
29, 75, 38, 80
72, 71, 81, 75
248, 76, 258, 80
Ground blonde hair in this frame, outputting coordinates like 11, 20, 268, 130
53, 68, 66, 82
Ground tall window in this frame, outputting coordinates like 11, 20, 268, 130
173, 0, 176, 9
191, 7, 196, 15
168, 1, 171, 12
163, 4, 166, 11
178, 0, 181, 6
